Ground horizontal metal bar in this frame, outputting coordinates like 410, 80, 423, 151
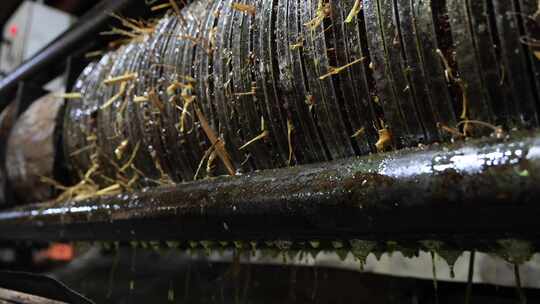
1, 132, 540, 243
0, 0, 148, 111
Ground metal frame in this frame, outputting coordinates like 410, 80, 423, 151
0, 0, 538, 248
0, 0, 150, 112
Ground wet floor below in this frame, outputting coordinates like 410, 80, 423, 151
46, 247, 540, 304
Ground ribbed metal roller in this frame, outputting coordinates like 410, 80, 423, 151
48, 0, 540, 201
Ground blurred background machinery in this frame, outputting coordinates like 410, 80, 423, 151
0, 1, 75, 80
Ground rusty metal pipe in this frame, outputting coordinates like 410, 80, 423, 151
1, 132, 540, 243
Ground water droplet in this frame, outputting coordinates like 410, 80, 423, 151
332, 241, 344, 249
309, 241, 320, 249
166, 241, 180, 249
350, 240, 376, 269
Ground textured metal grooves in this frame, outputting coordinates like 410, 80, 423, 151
4, 0, 534, 207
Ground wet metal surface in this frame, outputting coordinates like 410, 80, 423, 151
1, 132, 540, 242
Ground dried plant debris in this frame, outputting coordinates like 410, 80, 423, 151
345, 0, 362, 23
231, 2, 256, 16
350, 127, 365, 139
239, 117, 269, 151
58, 92, 83, 99
305, 0, 332, 31
52, 0, 540, 204
102, 14, 156, 46
319, 57, 365, 80
194, 104, 236, 176
375, 127, 392, 152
